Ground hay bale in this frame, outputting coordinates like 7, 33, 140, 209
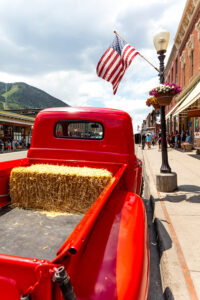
9, 164, 112, 213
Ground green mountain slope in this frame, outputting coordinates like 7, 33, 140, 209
0, 82, 69, 110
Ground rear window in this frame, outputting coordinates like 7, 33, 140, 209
54, 121, 104, 140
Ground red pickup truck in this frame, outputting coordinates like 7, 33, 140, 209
0, 107, 149, 300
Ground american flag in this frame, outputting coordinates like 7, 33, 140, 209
96, 35, 138, 94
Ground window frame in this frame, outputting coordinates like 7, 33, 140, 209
171, 66, 174, 82
190, 50, 194, 77
175, 58, 178, 83
54, 120, 104, 140
182, 63, 186, 87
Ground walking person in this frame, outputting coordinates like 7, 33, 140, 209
146, 133, 151, 149
181, 130, 186, 143
151, 132, 155, 146
7, 140, 12, 151
158, 132, 162, 150
0, 139, 4, 153
175, 131, 181, 149
141, 133, 146, 150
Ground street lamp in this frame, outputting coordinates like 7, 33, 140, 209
153, 29, 171, 173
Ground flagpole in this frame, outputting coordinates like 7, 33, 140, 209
113, 30, 160, 73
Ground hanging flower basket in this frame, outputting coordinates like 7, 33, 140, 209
152, 102, 160, 110
155, 93, 173, 106
146, 96, 159, 108
149, 83, 182, 106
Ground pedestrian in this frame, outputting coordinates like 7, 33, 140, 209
175, 131, 181, 149
0, 139, 4, 153
181, 130, 186, 142
169, 133, 174, 148
15, 140, 19, 149
181, 132, 191, 151
146, 133, 151, 149
141, 133, 146, 150
4, 140, 8, 150
158, 132, 162, 149
12, 139, 16, 151
8, 140, 12, 151
151, 132, 155, 146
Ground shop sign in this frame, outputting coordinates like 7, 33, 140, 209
194, 132, 200, 139
188, 109, 200, 117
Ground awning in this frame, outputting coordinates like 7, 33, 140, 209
173, 81, 200, 116
0, 110, 35, 126
165, 88, 193, 119
0, 117, 34, 126
166, 102, 179, 120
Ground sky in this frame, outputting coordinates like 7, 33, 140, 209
0, 0, 186, 132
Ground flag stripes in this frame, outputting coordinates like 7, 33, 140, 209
96, 35, 138, 94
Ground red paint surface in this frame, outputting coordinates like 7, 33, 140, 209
0, 107, 149, 299
0, 158, 30, 208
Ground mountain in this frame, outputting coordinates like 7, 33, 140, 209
0, 82, 69, 110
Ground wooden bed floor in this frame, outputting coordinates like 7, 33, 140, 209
0, 206, 83, 261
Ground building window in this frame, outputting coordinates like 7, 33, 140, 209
183, 64, 186, 86
175, 58, 178, 83
190, 50, 194, 77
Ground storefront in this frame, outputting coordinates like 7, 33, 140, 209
172, 82, 200, 145
189, 111, 200, 147
0, 110, 35, 151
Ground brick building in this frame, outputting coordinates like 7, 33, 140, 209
165, 0, 200, 147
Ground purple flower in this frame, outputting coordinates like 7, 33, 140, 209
149, 82, 182, 97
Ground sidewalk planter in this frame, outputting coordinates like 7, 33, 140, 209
156, 93, 173, 106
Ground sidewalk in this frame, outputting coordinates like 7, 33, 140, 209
137, 145, 200, 300
0, 150, 28, 162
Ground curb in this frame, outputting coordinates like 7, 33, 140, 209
139, 147, 192, 300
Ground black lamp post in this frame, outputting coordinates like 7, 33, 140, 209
153, 30, 171, 173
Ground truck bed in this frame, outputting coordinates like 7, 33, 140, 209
0, 206, 82, 261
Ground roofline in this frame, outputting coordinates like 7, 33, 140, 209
174, 0, 200, 50
165, 0, 200, 73
0, 110, 35, 122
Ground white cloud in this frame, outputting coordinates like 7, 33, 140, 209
103, 96, 153, 132
0, 0, 186, 131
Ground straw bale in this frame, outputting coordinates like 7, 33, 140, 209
9, 164, 112, 213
